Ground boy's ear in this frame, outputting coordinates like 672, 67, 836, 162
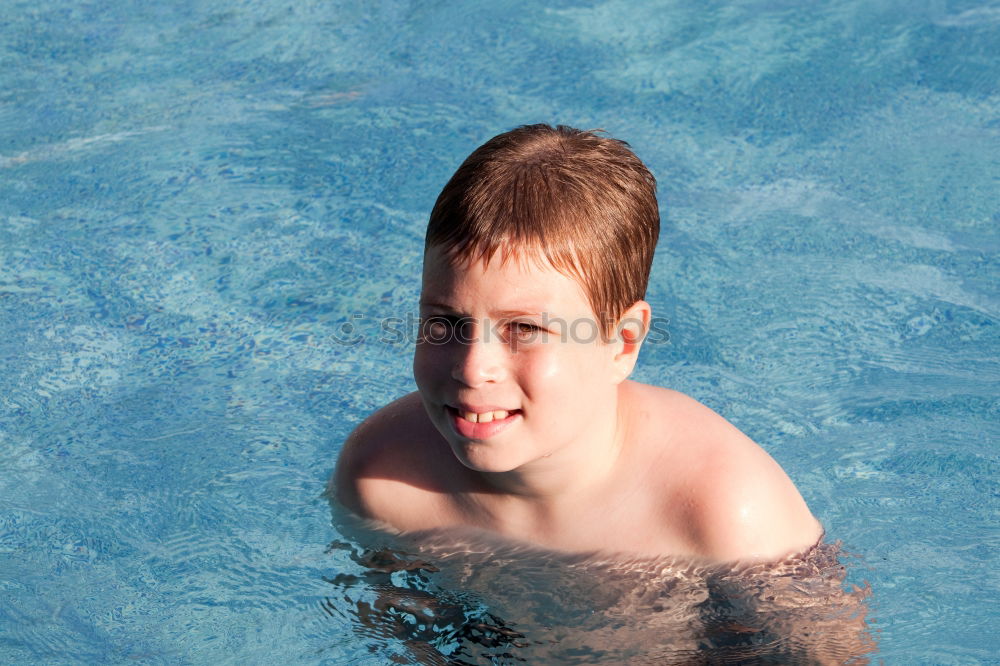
611, 300, 651, 383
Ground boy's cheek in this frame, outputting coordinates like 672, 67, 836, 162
526, 346, 595, 388
412, 345, 441, 389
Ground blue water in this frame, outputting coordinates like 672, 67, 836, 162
2, 0, 997, 663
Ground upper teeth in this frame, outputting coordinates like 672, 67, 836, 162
461, 410, 509, 423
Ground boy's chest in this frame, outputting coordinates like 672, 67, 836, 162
449, 481, 697, 558
385, 436, 701, 558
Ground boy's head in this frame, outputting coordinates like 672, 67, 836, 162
425, 124, 659, 332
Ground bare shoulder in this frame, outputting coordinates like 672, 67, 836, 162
331, 392, 461, 530
630, 383, 823, 563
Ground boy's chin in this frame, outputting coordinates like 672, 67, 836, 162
448, 441, 527, 475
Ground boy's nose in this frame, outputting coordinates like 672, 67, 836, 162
450, 335, 506, 387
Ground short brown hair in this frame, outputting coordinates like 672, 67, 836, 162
425, 124, 659, 333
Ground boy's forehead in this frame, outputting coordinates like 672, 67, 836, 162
422, 245, 570, 284
422, 244, 580, 278
420, 245, 592, 308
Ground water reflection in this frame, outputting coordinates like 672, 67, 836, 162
324, 521, 876, 664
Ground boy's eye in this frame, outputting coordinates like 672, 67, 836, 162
421, 315, 473, 342
509, 321, 542, 340
422, 316, 453, 341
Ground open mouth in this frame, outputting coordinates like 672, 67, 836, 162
450, 407, 518, 423
446, 406, 522, 439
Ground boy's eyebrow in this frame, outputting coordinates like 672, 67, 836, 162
418, 300, 457, 311
418, 302, 545, 318
493, 309, 545, 319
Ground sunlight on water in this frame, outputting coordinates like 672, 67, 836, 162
1, 0, 997, 662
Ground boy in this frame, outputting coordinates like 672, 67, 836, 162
334, 124, 822, 563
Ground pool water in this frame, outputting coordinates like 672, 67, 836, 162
2, 0, 997, 663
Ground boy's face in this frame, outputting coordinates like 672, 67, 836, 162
414, 246, 623, 475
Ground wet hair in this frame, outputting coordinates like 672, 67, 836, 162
425, 124, 659, 333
